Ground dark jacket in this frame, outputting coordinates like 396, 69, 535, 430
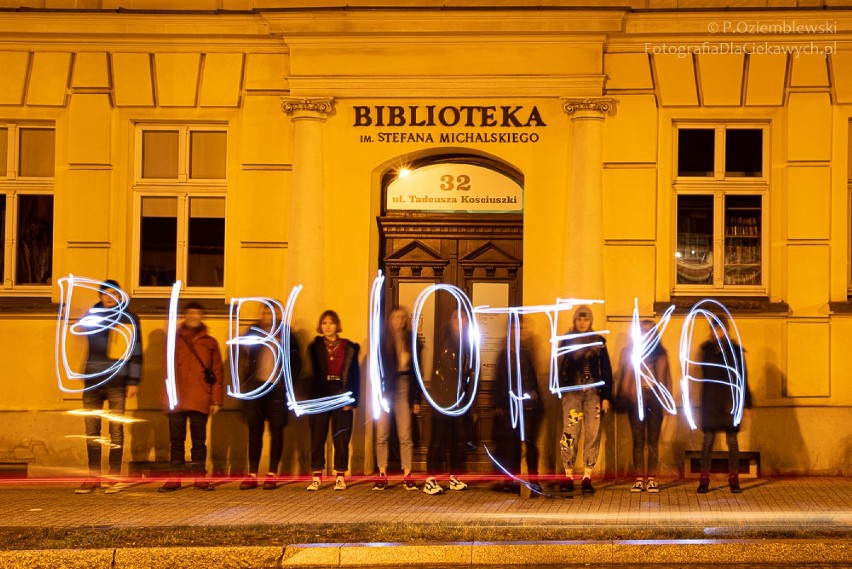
496, 343, 542, 415
380, 334, 423, 407
242, 327, 302, 392
169, 324, 224, 414
699, 339, 749, 432
431, 339, 474, 410
308, 337, 360, 408
83, 301, 143, 389
557, 333, 613, 402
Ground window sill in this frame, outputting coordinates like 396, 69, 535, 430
0, 296, 56, 315
655, 296, 789, 316
829, 301, 852, 314
131, 297, 229, 317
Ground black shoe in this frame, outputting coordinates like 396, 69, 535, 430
239, 477, 258, 490
262, 476, 278, 490
559, 478, 574, 492
581, 477, 595, 494
729, 474, 742, 494
697, 476, 711, 494
194, 480, 214, 491
75, 481, 100, 494
158, 480, 181, 493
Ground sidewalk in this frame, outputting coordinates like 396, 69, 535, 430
0, 475, 849, 567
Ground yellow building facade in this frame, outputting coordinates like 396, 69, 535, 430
0, 1, 850, 478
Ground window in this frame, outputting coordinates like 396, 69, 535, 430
134, 125, 226, 294
674, 124, 767, 291
0, 124, 55, 291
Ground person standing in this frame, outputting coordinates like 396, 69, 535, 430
697, 316, 748, 494
76, 280, 143, 494
373, 307, 422, 491
423, 309, 473, 495
617, 319, 672, 494
494, 317, 543, 494
557, 305, 613, 494
307, 310, 360, 491
239, 305, 302, 490
159, 302, 224, 492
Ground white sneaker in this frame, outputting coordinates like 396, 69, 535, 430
631, 479, 645, 493
103, 480, 131, 494
422, 476, 444, 495
334, 476, 347, 491
646, 479, 660, 493
306, 477, 321, 491
448, 475, 468, 491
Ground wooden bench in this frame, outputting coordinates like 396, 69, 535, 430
684, 450, 760, 478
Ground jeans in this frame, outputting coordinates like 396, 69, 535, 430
309, 408, 353, 473
426, 413, 468, 475
375, 378, 414, 472
560, 389, 602, 472
701, 429, 740, 477
168, 411, 209, 476
628, 396, 664, 477
82, 385, 127, 476
244, 384, 288, 475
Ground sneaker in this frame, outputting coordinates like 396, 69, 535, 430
75, 481, 100, 494
581, 477, 595, 494
334, 476, 347, 491
559, 478, 574, 493
239, 477, 258, 490
422, 476, 444, 495
194, 480, 214, 491
262, 476, 278, 491
646, 479, 660, 493
697, 476, 710, 494
372, 475, 387, 491
306, 477, 321, 491
158, 480, 181, 493
103, 480, 131, 494
631, 479, 645, 493
529, 482, 543, 495
402, 476, 418, 491
448, 475, 468, 491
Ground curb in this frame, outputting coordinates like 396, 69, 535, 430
0, 539, 848, 568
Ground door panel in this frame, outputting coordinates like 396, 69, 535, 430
378, 214, 522, 473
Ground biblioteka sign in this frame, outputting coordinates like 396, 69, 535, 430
353, 104, 546, 145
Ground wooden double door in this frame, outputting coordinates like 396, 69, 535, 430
378, 213, 523, 473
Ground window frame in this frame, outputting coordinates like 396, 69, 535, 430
672, 122, 769, 295
132, 124, 227, 298
0, 122, 55, 294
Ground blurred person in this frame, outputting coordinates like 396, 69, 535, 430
159, 302, 224, 492
373, 307, 422, 491
493, 317, 543, 494
76, 280, 142, 494
616, 319, 672, 494
239, 305, 301, 490
423, 309, 474, 495
557, 305, 613, 494
696, 316, 749, 494
307, 310, 360, 491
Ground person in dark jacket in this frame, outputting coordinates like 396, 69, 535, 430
76, 279, 143, 494
306, 310, 360, 491
239, 305, 301, 490
697, 316, 749, 494
423, 309, 474, 495
557, 305, 613, 494
373, 307, 422, 491
159, 302, 224, 492
494, 317, 543, 494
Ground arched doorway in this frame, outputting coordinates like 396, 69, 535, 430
377, 153, 523, 473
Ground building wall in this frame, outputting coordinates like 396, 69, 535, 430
0, 5, 850, 478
